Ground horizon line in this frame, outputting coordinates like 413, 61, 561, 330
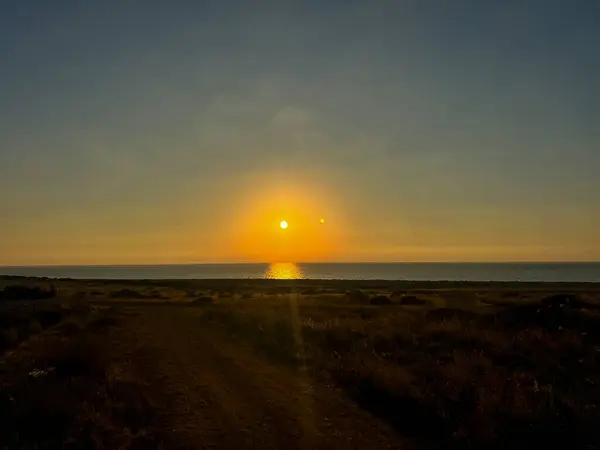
1, 261, 599, 268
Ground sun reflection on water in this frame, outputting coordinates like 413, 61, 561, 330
264, 262, 304, 279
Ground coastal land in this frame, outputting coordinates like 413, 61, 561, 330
2, 276, 600, 449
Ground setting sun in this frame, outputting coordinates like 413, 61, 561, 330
228, 179, 344, 262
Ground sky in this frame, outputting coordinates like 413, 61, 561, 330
1, 0, 599, 265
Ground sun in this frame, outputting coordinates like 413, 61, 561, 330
280, 220, 288, 229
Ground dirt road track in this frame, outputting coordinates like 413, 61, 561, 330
113, 306, 406, 449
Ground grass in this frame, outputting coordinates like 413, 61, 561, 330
0, 307, 67, 353
200, 289, 600, 449
0, 298, 161, 450
3, 276, 600, 449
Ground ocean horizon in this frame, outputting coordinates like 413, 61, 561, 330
1, 262, 599, 283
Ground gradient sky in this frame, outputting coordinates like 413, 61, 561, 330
1, 1, 599, 265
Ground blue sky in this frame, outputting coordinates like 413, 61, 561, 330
1, 1, 599, 264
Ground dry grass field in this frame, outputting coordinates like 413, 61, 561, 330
2, 277, 600, 449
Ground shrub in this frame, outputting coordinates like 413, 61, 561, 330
109, 289, 147, 299
0, 285, 56, 302
347, 290, 369, 303
369, 295, 392, 305
541, 293, 591, 310
398, 295, 427, 305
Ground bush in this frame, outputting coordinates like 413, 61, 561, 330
398, 295, 427, 305
347, 290, 369, 303
541, 293, 591, 310
369, 295, 392, 305
109, 289, 147, 299
0, 285, 56, 302
0, 308, 66, 353
0, 327, 19, 351
492, 300, 600, 332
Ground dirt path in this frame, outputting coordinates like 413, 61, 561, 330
113, 306, 406, 450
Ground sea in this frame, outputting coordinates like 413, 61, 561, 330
0, 263, 599, 282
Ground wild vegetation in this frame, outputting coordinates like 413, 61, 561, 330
0, 282, 160, 449
200, 287, 600, 449
1, 276, 600, 449
0, 284, 56, 302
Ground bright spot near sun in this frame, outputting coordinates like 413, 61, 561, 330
319, 217, 325, 224
280, 220, 288, 229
